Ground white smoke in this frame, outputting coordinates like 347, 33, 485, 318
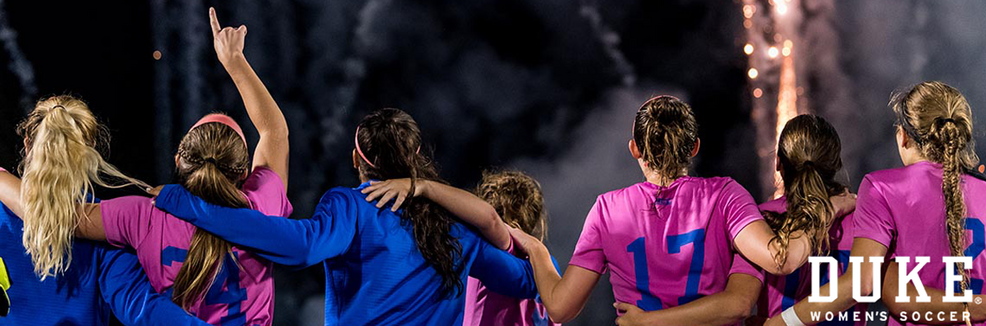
509, 86, 685, 325
579, 1, 636, 86
0, 0, 36, 110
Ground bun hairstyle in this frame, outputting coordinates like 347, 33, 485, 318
17, 95, 150, 279
764, 114, 846, 268
172, 118, 251, 309
632, 96, 699, 184
892, 81, 978, 298
475, 170, 547, 241
355, 108, 463, 297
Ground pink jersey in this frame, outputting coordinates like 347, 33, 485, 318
464, 240, 560, 326
755, 197, 866, 325
569, 177, 764, 322
854, 161, 986, 326
101, 167, 293, 326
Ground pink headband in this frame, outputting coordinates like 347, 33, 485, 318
355, 126, 377, 168
191, 113, 247, 145
354, 125, 422, 169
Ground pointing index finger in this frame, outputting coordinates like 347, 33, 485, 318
209, 7, 221, 36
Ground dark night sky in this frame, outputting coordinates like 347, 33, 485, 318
2, 1, 985, 325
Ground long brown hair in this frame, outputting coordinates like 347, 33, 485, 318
355, 108, 463, 297
765, 114, 846, 268
171, 119, 251, 309
892, 81, 978, 297
633, 96, 698, 183
475, 170, 547, 240
17, 95, 150, 278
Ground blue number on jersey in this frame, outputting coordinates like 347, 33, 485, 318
627, 237, 662, 310
780, 250, 849, 310
817, 250, 854, 326
667, 229, 706, 305
161, 246, 249, 325
780, 269, 801, 310
626, 229, 706, 310
963, 218, 985, 294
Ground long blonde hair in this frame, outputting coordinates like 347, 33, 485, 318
892, 81, 978, 299
17, 95, 150, 279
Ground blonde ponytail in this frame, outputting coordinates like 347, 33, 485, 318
893, 81, 978, 299
17, 96, 150, 278
939, 119, 970, 295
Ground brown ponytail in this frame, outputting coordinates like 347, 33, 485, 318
765, 114, 845, 268
632, 96, 698, 184
171, 120, 251, 309
893, 81, 978, 298
17, 95, 150, 278
356, 108, 463, 297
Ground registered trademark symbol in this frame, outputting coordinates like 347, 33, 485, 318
975, 297, 982, 305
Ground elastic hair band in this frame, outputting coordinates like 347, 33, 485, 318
355, 126, 376, 168
190, 113, 247, 146
354, 126, 422, 169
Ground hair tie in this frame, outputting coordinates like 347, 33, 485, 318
354, 126, 424, 169
50, 105, 66, 111
937, 117, 957, 125
355, 126, 376, 168
202, 157, 218, 165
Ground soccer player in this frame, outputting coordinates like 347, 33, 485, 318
768, 82, 986, 325
0, 8, 292, 324
610, 114, 859, 326
152, 108, 539, 325
0, 99, 207, 326
508, 96, 834, 324
464, 170, 560, 326
753, 115, 863, 325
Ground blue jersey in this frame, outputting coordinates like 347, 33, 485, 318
154, 182, 539, 325
0, 202, 207, 326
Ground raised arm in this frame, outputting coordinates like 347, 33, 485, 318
510, 227, 600, 323
210, 7, 289, 187
614, 273, 761, 326
96, 245, 209, 326
154, 184, 356, 267
362, 178, 511, 249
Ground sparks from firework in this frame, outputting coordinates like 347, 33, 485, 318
744, 0, 802, 199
